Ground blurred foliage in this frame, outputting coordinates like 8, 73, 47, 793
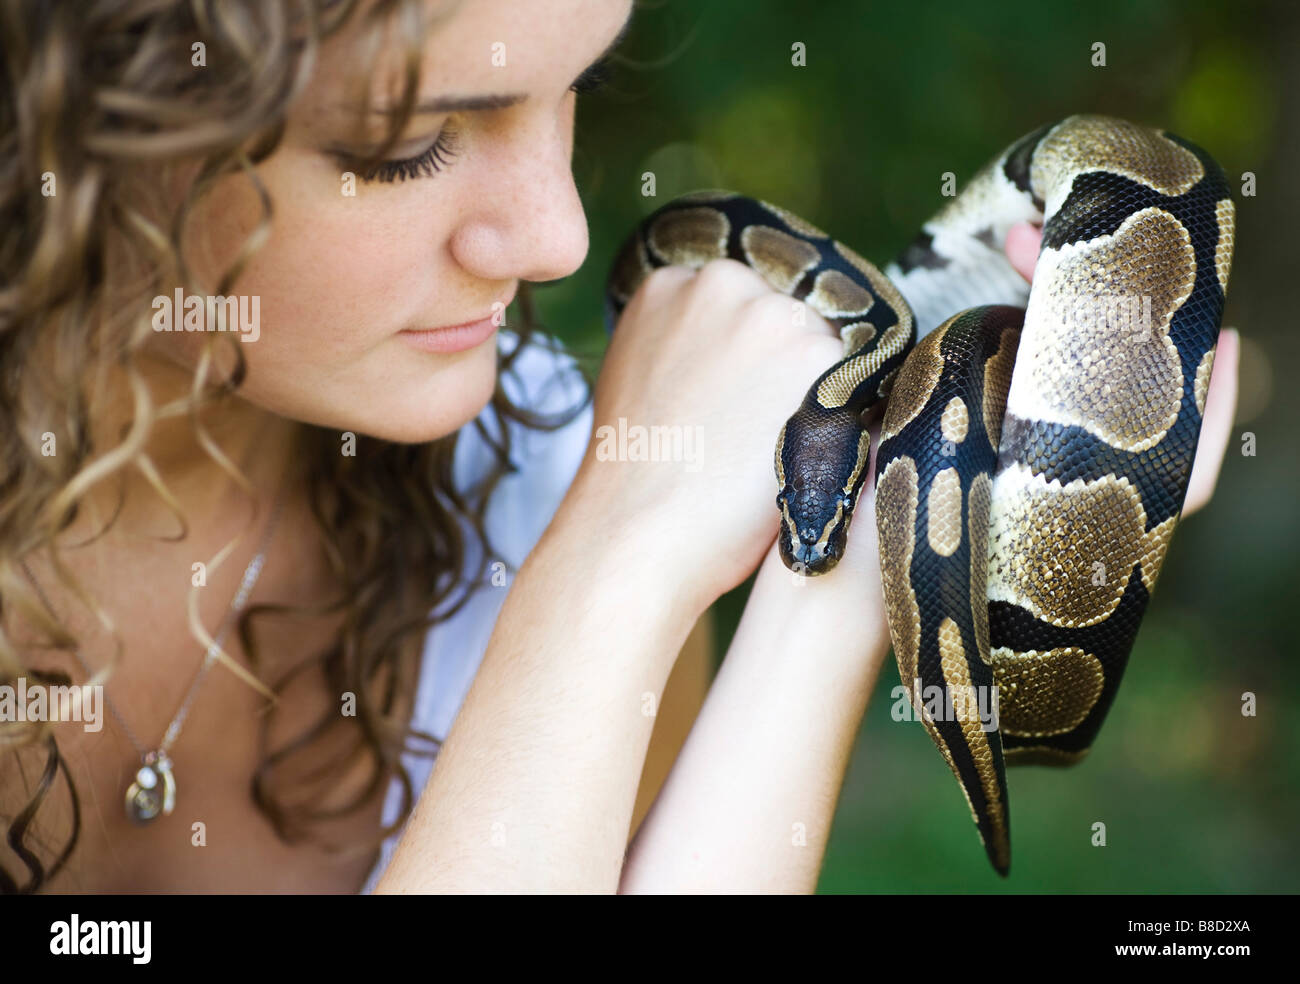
536, 0, 1300, 891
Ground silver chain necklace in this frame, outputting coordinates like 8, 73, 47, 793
20, 485, 286, 825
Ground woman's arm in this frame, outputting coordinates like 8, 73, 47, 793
617, 431, 890, 894
374, 482, 703, 893
630, 610, 717, 834
375, 258, 847, 893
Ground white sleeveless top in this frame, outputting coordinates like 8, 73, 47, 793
359, 331, 593, 894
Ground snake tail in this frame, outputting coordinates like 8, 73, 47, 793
877, 306, 1024, 875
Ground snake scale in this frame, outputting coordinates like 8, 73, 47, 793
604, 115, 1235, 875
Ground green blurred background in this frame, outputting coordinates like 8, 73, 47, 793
534, 0, 1299, 891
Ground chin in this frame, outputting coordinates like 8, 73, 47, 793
238, 333, 503, 445
342, 342, 501, 445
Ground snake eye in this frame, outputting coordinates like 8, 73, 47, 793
839, 496, 854, 512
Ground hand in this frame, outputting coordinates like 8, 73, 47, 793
566, 259, 845, 609
1006, 222, 1238, 518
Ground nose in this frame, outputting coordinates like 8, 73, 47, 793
449, 106, 590, 285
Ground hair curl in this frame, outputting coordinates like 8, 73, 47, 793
0, 0, 590, 892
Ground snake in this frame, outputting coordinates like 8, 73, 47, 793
604, 115, 1236, 875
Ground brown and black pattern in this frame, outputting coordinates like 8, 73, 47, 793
603, 116, 1235, 877
877, 306, 1025, 874
606, 191, 916, 575
878, 116, 1234, 875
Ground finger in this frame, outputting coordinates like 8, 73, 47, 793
1182, 328, 1239, 517
1005, 222, 1042, 282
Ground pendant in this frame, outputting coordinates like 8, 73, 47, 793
125, 751, 176, 824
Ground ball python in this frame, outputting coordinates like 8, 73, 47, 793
604, 114, 1235, 875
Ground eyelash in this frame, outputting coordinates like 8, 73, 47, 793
357, 56, 612, 184
571, 54, 613, 95
362, 126, 459, 184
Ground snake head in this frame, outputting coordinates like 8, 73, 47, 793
776, 485, 856, 575
774, 406, 872, 576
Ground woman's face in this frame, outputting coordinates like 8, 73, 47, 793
175, 0, 631, 443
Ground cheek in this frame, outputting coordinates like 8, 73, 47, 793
172, 151, 496, 443
233, 299, 502, 444
190, 154, 440, 353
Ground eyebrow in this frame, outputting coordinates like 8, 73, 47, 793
369, 9, 633, 117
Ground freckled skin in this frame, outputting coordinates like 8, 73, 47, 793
166, 0, 627, 444
27, 0, 640, 896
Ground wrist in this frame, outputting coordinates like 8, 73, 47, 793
745, 540, 892, 672
553, 462, 717, 610
542, 474, 712, 641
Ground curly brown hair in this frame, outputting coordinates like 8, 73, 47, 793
0, 0, 591, 892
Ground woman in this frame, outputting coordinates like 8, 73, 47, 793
0, 0, 1237, 893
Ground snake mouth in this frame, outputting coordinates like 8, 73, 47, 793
777, 487, 854, 575
777, 484, 853, 575
777, 516, 846, 575
780, 537, 841, 575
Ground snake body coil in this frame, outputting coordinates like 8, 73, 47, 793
605, 115, 1236, 875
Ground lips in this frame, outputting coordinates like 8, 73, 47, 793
398, 315, 498, 354
399, 288, 517, 355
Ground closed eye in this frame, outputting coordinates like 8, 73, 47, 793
344, 125, 460, 184
570, 54, 613, 95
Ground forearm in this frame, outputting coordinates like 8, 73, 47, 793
619, 540, 891, 894
374, 491, 702, 894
